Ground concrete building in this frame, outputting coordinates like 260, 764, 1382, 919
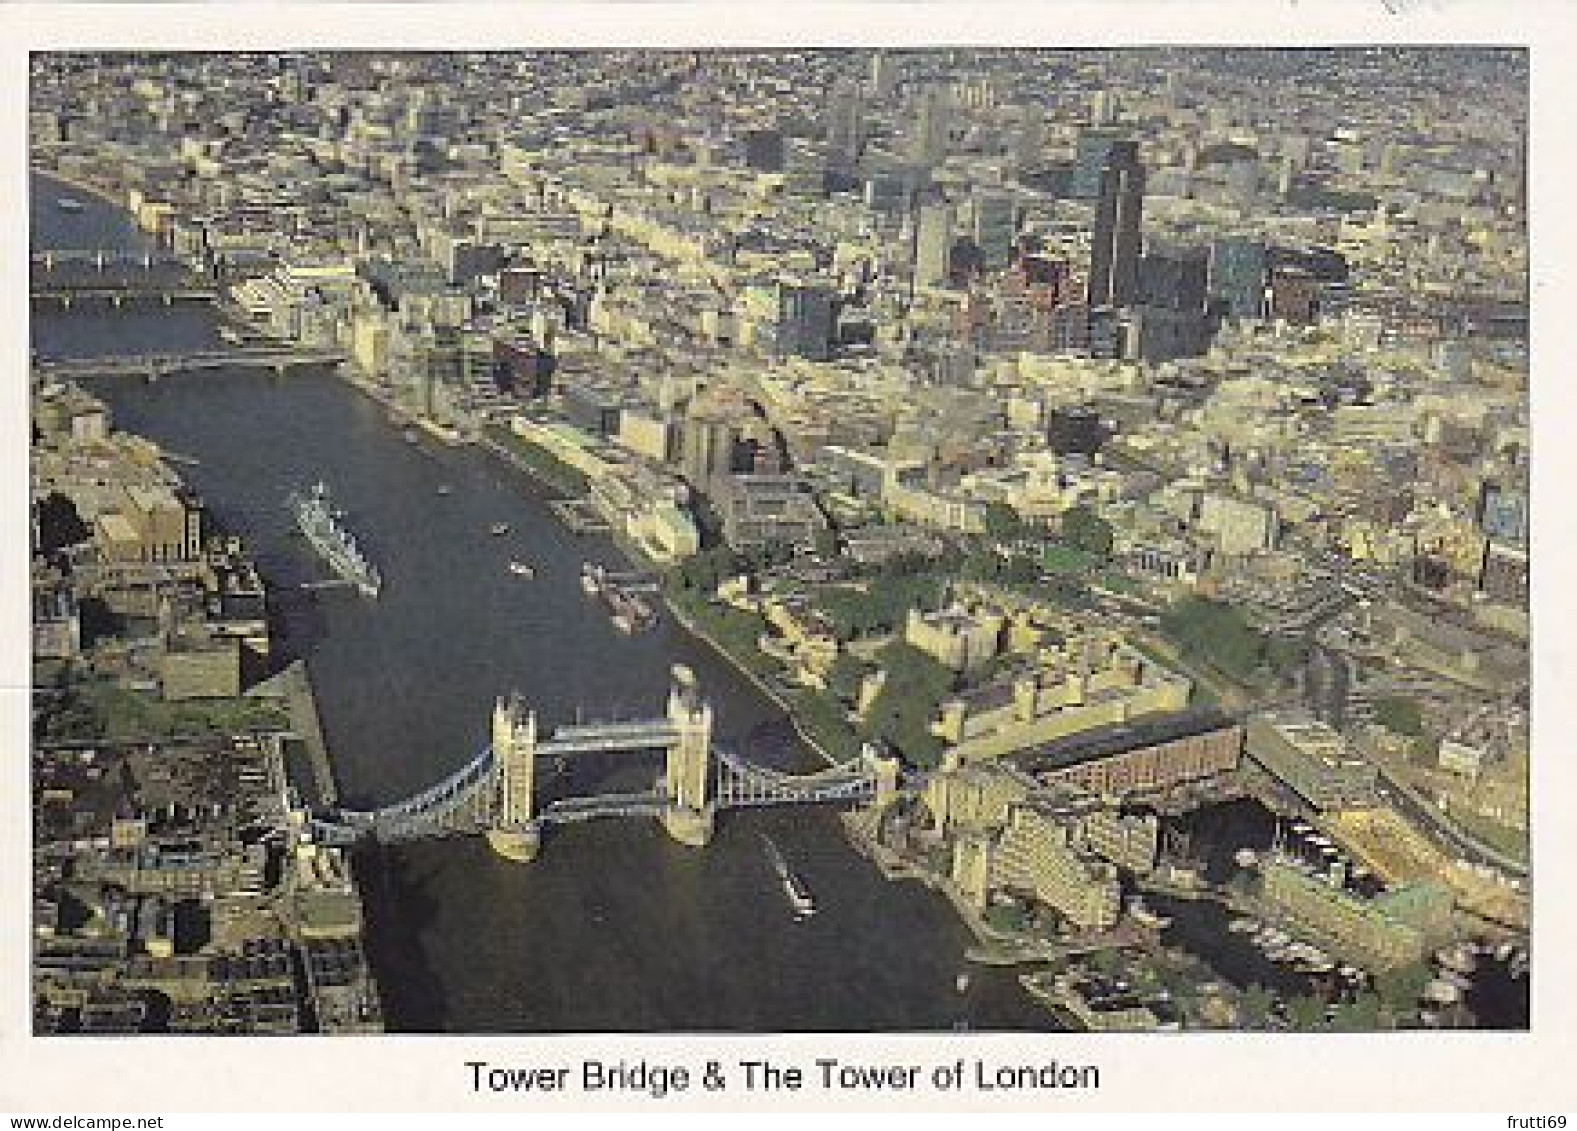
1259, 853, 1426, 969
1007, 711, 1243, 797
1197, 492, 1279, 556
1245, 713, 1378, 811
987, 805, 1123, 932
714, 474, 828, 552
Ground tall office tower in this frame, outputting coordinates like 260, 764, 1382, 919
869, 51, 898, 99
825, 78, 864, 170
1208, 237, 1269, 320
1090, 89, 1119, 125
1132, 245, 1213, 361
1139, 247, 1210, 313
914, 202, 954, 289
1086, 140, 1145, 308
909, 84, 952, 167
777, 282, 837, 361
1070, 129, 1119, 199
743, 128, 785, 173
971, 189, 1018, 271
1014, 109, 1044, 171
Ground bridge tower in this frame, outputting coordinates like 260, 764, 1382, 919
485, 694, 542, 862
863, 743, 903, 813
661, 665, 715, 847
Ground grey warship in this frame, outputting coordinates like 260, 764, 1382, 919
286, 482, 382, 599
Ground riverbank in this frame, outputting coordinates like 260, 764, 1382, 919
838, 811, 1067, 970
256, 659, 339, 809
663, 595, 847, 769
32, 164, 128, 212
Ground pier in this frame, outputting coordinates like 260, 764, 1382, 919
548, 497, 611, 534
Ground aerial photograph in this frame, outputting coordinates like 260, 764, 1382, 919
27, 47, 1530, 1036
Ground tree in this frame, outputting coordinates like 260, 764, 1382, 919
674, 546, 743, 594
1334, 991, 1384, 1031
1238, 983, 1275, 1029
826, 653, 866, 705
983, 502, 1024, 541
1060, 505, 1114, 558
1373, 696, 1425, 737
35, 492, 91, 556
1286, 994, 1327, 1031
1264, 634, 1311, 676
1373, 961, 1432, 1013
1159, 596, 1266, 681
817, 574, 945, 641
860, 641, 954, 768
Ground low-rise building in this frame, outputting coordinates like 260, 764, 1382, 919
1258, 852, 1426, 969
1246, 713, 1378, 811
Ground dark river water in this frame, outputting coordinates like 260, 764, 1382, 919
31, 172, 1061, 1032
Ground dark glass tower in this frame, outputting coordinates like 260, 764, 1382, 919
1086, 140, 1144, 308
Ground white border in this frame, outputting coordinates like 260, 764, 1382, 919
4, 2, 1573, 1115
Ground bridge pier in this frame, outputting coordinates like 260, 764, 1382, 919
486, 823, 542, 863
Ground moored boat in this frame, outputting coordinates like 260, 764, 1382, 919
285, 482, 381, 599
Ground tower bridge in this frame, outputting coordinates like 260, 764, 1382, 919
310, 665, 903, 862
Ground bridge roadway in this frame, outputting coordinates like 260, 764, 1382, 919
32, 288, 219, 307
535, 720, 681, 757
31, 249, 188, 270
34, 347, 347, 380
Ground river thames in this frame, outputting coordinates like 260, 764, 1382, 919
31, 172, 1064, 1032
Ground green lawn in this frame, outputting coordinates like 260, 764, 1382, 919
42, 680, 289, 743
1041, 544, 1100, 576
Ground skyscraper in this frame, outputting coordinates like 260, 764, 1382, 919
971, 189, 1018, 271
1086, 140, 1144, 308
914, 202, 953, 289
1138, 246, 1209, 313
776, 281, 837, 361
909, 84, 952, 167
1209, 237, 1268, 320
1070, 129, 1119, 199
825, 78, 864, 170
869, 51, 898, 98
